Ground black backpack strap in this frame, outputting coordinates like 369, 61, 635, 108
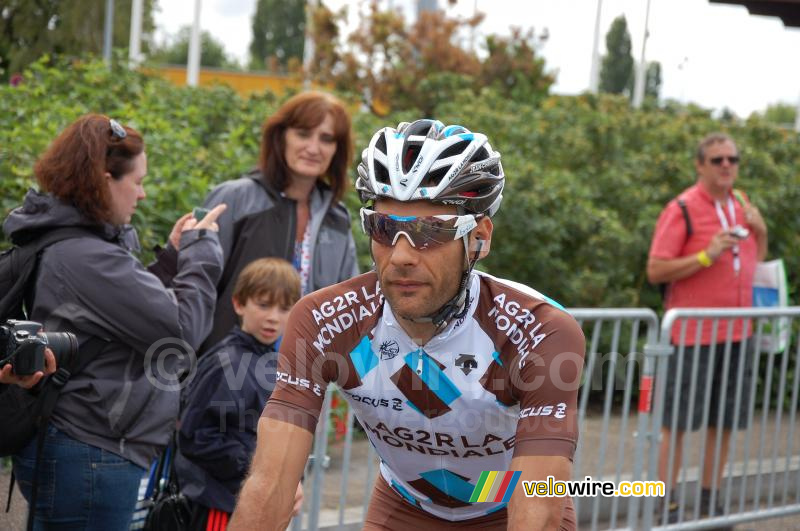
5, 470, 13, 512
24, 336, 108, 531
676, 198, 692, 237
657, 198, 693, 301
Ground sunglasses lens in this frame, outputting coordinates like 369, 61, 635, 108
362, 212, 459, 249
710, 156, 739, 165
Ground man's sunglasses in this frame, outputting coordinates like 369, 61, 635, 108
360, 208, 479, 250
709, 155, 739, 166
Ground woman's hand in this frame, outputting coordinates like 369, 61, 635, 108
181, 204, 227, 234
168, 213, 194, 249
0, 348, 57, 388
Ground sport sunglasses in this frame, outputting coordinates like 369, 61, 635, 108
360, 208, 479, 250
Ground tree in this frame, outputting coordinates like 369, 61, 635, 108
149, 26, 238, 69
0, 0, 156, 80
306, 1, 551, 115
759, 103, 797, 127
249, 0, 306, 71
599, 15, 634, 96
645, 61, 661, 101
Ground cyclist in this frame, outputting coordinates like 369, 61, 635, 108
229, 120, 586, 530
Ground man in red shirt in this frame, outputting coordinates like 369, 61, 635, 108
647, 133, 768, 523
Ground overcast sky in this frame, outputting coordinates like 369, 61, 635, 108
154, 0, 800, 117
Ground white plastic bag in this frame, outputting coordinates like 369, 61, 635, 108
752, 259, 789, 352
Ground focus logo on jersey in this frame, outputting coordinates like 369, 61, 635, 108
519, 402, 568, 420
276, 370, 323, 396
487, 293, 548, 369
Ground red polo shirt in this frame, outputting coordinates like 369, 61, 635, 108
649, 183, 757, 345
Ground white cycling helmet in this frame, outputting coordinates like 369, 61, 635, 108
356, 119, 504, 216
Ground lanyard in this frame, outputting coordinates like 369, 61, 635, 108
714, 197, 740, 273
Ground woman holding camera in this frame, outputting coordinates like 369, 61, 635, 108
200, 91, 359, 350
2, 114, 225, 529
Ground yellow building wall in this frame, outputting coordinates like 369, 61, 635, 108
150, 65, 305, 96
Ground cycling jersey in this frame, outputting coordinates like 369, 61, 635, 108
264, 270, 585, 523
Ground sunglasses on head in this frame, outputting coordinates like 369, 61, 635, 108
709, 155, 739, 166
360, 208, 479, 250
109, 119, 127, 140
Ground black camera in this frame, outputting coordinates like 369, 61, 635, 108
0, 320, 78, 376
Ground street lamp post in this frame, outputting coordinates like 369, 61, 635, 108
589, 0, 604, 93
633, 0, 652, 108
187, 0, 202, 87
128, 0, 143, 66
103, 0, 114, 64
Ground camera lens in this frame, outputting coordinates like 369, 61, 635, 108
42, 332, 79, 363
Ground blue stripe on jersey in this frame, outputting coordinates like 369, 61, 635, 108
404, 350, 461, 405
391, 480, 420, 506
542, 294, 566, 310
492, 351, 503, 366
418, 469, 475, 502
350, 336, 379, 379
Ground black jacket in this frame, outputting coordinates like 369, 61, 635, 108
200, 170, 359, 350
174, 326, 278, 513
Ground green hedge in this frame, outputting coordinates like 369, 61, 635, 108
2, 56, 798, 313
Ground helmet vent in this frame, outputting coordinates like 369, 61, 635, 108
420, 166, 449, 188
374, 160, 390, 185
402, 145, 422, 173
439, 140, 470, 161
375, 134, 387, 157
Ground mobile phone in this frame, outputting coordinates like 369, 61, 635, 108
730, 225, 749, 239
192, 207, 210, 221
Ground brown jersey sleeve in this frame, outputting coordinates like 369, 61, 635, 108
511, 307, 585, 459
262, 294, 332, 432
262, 272, 384, 433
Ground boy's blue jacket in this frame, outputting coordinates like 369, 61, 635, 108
174, 326, 278, 512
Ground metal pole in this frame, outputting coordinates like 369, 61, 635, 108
128, 0, 143, 66
633, 0, 652, 108
589, 0, 604, 93
187, 0, 202, 87
302, 0, 315, 90
103, 0, 114, 64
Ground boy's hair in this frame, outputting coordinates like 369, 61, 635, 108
232, 258, 301, 308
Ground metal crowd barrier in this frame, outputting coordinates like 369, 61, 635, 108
292, 307, 800, 530
643, 307, 800, 530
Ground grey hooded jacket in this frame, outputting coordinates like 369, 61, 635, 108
2, 190, 223, 467
199, 170, 359, 350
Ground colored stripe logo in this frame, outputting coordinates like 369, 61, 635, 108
469, 471, 521, 503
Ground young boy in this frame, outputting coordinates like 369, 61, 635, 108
174, 258, 301, 530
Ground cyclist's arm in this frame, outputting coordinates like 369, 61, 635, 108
228, 418, 311, 531
508, 455, 572, 531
